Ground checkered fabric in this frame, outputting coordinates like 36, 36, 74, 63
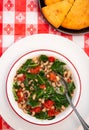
0, 0, 89, 129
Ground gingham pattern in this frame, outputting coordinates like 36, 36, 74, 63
0, 0, 89, 129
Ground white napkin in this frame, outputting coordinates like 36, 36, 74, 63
75, 117, 89, 130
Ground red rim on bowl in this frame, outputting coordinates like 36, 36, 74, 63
6, 49, 82, 126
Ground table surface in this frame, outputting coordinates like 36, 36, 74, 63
0, 0, 89, 129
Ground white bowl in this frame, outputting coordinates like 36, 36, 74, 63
6, 49, 81, 126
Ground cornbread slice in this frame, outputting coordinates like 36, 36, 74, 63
42, 0, 72, 28
44, 0, 62, 5
67, 0, 74, 4
44, 0, 74, 5
62, 0, 89, 30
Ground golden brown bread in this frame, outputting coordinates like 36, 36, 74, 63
44, 0, 74, 5
61, 0, 89, 30
44, 0, 62, 5
67, 0, 74, 4
42, 0, 72, 28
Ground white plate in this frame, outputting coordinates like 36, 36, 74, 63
0, 34, 89, 130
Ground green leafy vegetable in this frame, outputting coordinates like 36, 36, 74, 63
35, 112, 48, 119
17, 59, 38, 74
54, 85, 65, 95
23, 59, 38, 68
51, 59, 66, 75
13, 82, 20, 89
39, 71, 45, 76
68, 82, 76, 96
50, 93, 69, 108
26, 73, 37, 80
39, 55, 48, 62
12, 87, 18, 101
23, 78, 30, 90
37, 74, 45, 84
37, 89, 44, 98
43, 84, 55, 99
27, 98, 40, 107
59, 86, 65, 94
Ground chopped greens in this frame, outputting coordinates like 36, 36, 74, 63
39, 55, 48, 62
51, 59, 66, 75
12, 87, 18, 101
37, 74, 45, 84
68, 82, 76, 96
59, 86, 65, 95
13, 82, 20, 89
35, 111, 48, 119
27, 98, 40, 107
17, 59, 39, 74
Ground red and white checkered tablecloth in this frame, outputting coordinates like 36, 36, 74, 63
0, 0, 89, 129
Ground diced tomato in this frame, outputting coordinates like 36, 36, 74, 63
17, 89, 23, 97
67, 78, 71, 83
18, 98, 23, 103
31, 107, 42, 113
17, 74, 26, 82
48, 109, 60, 117
48, 56, 55, 62
30, 66, 40, 74
17, 89, 24, 103
48, 72, 57, 82
43, 100, 54, 109
39, 84, 46, 89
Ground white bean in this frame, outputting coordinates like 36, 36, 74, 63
31, 111, 35, 116
23, 109, 27, 114
61, 105, 66, 111
18, 103, 22, 108
42, 108, 46, 112
52, 82, 56, 87
56, 76, 60, 81
32, 94, 36, 100
41, 98, 45, 103
21, 83, 24, 88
